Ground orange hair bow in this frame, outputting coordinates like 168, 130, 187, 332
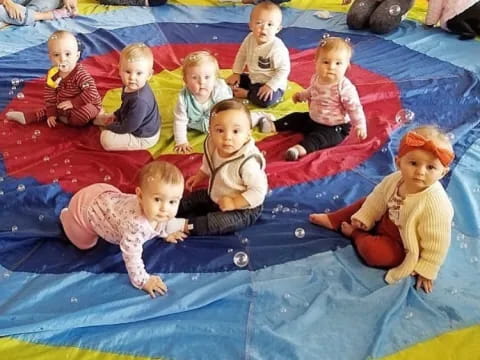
398, 131, 454, 167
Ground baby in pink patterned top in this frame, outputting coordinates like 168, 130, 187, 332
260, 36, 367, 161
60, 161, 188, 298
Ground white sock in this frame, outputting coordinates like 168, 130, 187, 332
6, 111, 26, 125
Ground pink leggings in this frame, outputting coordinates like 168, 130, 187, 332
327, 198, 405, 268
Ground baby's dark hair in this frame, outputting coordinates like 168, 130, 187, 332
209, 98, 252, 129
137, 161, 184, 190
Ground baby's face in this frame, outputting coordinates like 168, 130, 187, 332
209, 109, 251, 158
249, 8, 282, 45
137, 180, 184, 224
119, 57, 152, 93
315, 47, 350, 84
396, 149, 448, 193
183, 61, 217, 101
48, 35, 80, 74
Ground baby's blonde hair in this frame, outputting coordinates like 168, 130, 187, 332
405, 125, 454, 153
182, 51, 219, 77
315, 37, 353, 61
137, 161, 184, 190
210, 98, 252, 129
250, 1, 283, 22
48, 30, 78, 51
120, 43, 154, 68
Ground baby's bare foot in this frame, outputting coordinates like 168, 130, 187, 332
340, 221, 354, 237
309, 213, 334, 229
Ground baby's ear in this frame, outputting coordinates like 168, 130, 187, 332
394, 155, 400, 169
135, 186, 142, 199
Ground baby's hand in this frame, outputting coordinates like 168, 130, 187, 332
47, 116, 57, 128
351, 218, 368, 231
292, 92, 308, 103
57, 100, 73, 110
356, 127, 367, 140
412, 272, 434, 293
165, 231, 188, 244
218, 196, 236, 212
174, 143, 193, 154
185, 174, 201, 192
257, 84, 273, 102
226, 73, 240, 87
142, 275, 168, 298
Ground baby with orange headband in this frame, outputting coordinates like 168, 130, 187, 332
310, 126, 455, 293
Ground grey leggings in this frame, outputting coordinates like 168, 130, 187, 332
347, 0, 414, 34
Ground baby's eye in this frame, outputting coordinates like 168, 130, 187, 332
169, 200, 178, 205
154, 197, 161, 202
323, 60, 329, 65
137, 72, 143, 76
233, 129, 240, 134
336, 61, 342, 65
216, 128, 223, 133
427, 165, 436, 170
205, 75, 210, 80
409, 161, 417, 166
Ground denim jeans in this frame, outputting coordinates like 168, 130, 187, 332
0, 0, 62, 26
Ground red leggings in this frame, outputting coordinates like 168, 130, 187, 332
327, 198, 405, 268
24, 104, 100, 127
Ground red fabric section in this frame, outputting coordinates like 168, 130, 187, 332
0, 43, 401, 194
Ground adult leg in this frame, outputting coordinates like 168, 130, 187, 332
346, 0, 379, 30
369, 0, 414, 34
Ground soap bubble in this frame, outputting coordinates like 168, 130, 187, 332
395, 109, 415, 124
11, 78, 20, 86
322, 33, 330, 39
38, 214, 45, 221
294, 228, 305, 238
43, 156, 50, 162
34, 129, 41, 137
103, 175, 111, 182
212, 35, 218, 40
241, 237, 249, 245
404, 311, 413, 320
233, 251, 249, 268
70, 297, 78, 303
64, 158, 70, 164
17, 184, 25, 192
11, 225, 18, 232
16, 92, 24, 99
389, 4, 401, 16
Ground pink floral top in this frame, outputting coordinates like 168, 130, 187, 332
87, 192, 186, 289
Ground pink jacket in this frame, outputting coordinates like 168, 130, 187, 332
425, 0, 478, 30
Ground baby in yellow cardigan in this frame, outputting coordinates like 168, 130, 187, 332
310, 126, 454, 293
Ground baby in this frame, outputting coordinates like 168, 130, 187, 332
177, 99, 268, 235
174, 51, 275, 154
7, 30, 102, 127
95, 43, 161, 151
60, 161, 189, 298
310, 126, 455, 293
424, 0, 480, 40
226, 0, 290, 108
261, 37, 367, 161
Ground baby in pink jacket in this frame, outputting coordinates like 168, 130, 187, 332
425, 0, 480, 40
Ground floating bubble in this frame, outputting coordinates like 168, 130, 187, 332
294, 228, 305, 238
104, 175, 111, 182
11, 225, 18, 232
64, 158, 70, 164
291, 208, 298, 214
16, 140, 22, 145
38, 214, 45, 221
212, 35, 218, 40
450, 288, 458, 295
0, 176, 4, 182
460, 242, 468, 249
242, 99, 249, 105
325, 208, 331, 213
283, 293, 291, 300
358, 1, 365, 7
191, 273, 199, 281
404, 311, 413, 320
16, 92, 24, 99
43, 156, 50, 162
456, 233, 465, 241
3, 272, 10, 278
241, 237, 249, 245
282, 207, 290, 213
335, 126, 342, 133
33, 129, 41, 137
315, 193, 323, 199
447, 132, 455, 141
11, 78, 20, 86
470, 256, 479, 263
0, 190, 4, 196
389, 4, 401, 16
332, 194, 339, 200
322, 33, 330, 39
52, 178, 59, 183
70, 297, 78, 303
280, 307, 287, 313
8, 90, 15, 96
381, 147, 388, 153
233, 251, 249, 268
66, 170, 71, 175
395, 109, 415, 124
227, 248, 233, 253
71, 178, 78, 183
17, 184, 25, 192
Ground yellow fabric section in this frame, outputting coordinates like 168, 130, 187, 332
0, 337, 167, 360
380, 324, 480, 360
77, 0, 127, 15
101, 68, 307, 157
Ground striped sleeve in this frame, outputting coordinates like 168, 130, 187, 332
70, 67, 102, 108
